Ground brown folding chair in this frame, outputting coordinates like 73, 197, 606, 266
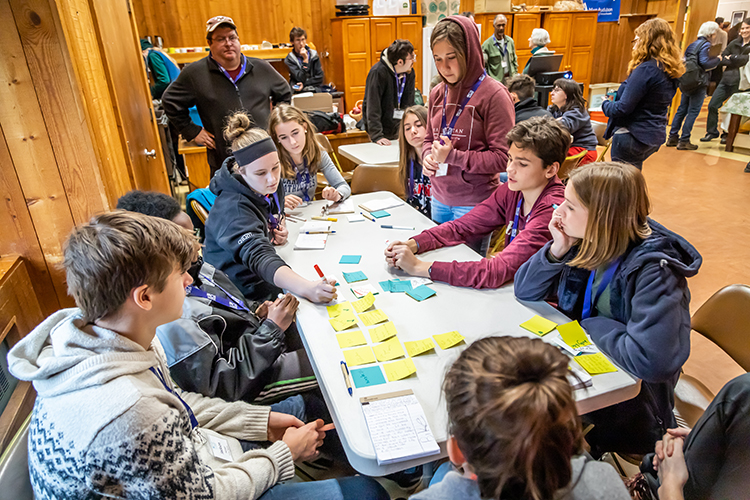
591, 121, 612, 161
557, 150, 587, 181
350, 164, 405, 199
315, 133, 353, 190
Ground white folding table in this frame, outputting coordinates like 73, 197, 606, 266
277, 192, 640, 476
337, 141, 400, 165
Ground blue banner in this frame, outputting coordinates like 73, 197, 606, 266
586, 0, 621, 23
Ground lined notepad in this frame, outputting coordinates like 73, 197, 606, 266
361, 390, 440, 465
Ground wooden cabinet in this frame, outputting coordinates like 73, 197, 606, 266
474, 13, 513, 46
542, 12, 598, 91
332, 15, 423, 111
513, 13, 542, 73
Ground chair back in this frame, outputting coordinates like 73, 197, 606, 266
351, 164, 405, 198
315, 133, 334, 154
691, 284, 750, 371
558, 150, 587, 180
591, 121, 608, 146
0, 415, 32, 500
292, 93, 333, 112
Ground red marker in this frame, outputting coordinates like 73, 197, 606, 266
314, 264, 324, 278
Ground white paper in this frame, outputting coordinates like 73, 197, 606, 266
351, 283, 380, 298
409, 278, 433, 287
436, 163, 448, 177
294, 233, 327, 250
361, 392, 440, 465
347, 213, 365, 223
299, 221, 332, 232
207, 434, 233, 461
361, 197, 405, 212
326, 199, 355, 214
393, 109, 404, 120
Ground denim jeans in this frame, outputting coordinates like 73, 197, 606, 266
669, 87, 706, 141
706, 81, 739, 135
259, 476, 389, 500
431, 198, 490, 256
429, 461, 456, 487
610, 132, 660, 170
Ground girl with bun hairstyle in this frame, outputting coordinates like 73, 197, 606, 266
204, 111, 337, 303
411, 336, 631, 500
515, 162, 701, 456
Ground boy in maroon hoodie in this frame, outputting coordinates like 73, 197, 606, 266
385, 116, 567, 289
423, 15, 515, 226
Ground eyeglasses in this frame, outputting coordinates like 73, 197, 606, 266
213, 35, 239, 44
550, 87, 563, 93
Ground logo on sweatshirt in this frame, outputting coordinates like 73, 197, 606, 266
238, 232, 253, 245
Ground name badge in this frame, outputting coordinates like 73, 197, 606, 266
208, 434, 233, 461
501, 59, 508, 68
393, 109, 405, 120
436, 163, 449, 177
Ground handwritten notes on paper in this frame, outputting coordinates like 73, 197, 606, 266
404, 338, 435, 357
558, 320, 593, 350
575, 353, 618, 374
373, 337, 405, 362
520, 315, 558, 336
360, 309, 389, 326
336, 330, 367, 349
329, 311, 358, 331
351, 366, 387, 388
383, 358, 417, 381
327, 301, 352, 318
351, 284, 380, 298
352, 292, 376, 313
369, 322, 398, 343
433, 331, 465, 350
343, 271, 368, 283
343, 346, 376, 367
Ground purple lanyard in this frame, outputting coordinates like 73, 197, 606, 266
297, 160, 312, 202
265, 192, 282, 230
582, 258, 621, 320
215, 54, 246, 84
150, 367, 198, 429
493, 35, 507, 57
395, 72, 406, 108
186, 273, 249, 312
508, 198, 523, 243
408, 159, 416, 195
440, 73, 486, 140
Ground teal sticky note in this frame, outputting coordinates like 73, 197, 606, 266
370, 210, 390, 218
343, 271, 368, 283
379, 280, 393, 292
340, 255, 362, 264
406, 285, 437, 302
351, 366, 387, 388
389, 279, 413, 293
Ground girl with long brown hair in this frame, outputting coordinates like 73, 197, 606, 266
515, 162, 701, 457
268, 104, 351, 209
548, 78, 598, 165
602, 18, 685, 169
411, 336, 630, 500
398, 105, 431, 217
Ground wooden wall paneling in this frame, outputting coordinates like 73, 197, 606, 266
0, 0, 76, 308
310, 0, 336, 87
397, 17, 423, 92
0, 124, 60, 316
342, 19, 371, 109
89, 0, 170, 194
53, 0, 135, 206
371, 17, 397, 65
9, 0, 109, 225
683, 0, 719, 45
512, 13, 541, 73
543, 13, 572, 57
331, 20, 346, 99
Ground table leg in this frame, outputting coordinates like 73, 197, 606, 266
725, 114, 741, 153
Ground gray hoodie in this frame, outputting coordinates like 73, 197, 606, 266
8, 308, 294, 499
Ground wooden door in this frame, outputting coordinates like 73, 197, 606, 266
570, 12, 598, 49
370, 17, 397, 65
569, 49, 593, 88
397, 17, 422, 92
90, 0, 169, 193
512, 13, 541, 73
343, 19, 372, 110
543, 13, 571, 69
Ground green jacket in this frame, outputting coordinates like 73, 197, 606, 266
482, 35, 518, 82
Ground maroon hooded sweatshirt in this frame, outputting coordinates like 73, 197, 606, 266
423, 15, 515, 207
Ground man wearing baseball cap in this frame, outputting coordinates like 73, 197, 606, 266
163, 16, 292, 178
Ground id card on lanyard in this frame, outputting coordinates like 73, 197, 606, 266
393, 73, 406, 120
265, 192, 282, 231
437, 73, 486, 176
507, 198, 524, 243
297, 160, 313, 203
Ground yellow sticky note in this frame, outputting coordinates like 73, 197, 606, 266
404, 338, 435, 357
557, 320, 592, 349
336, 330, 367, 349
519, 315, 558, 336
373, 337, 405, 362
369, 322, 398, 343
352, 292, 376, 313
343, 346, 376, 367
575, 353, 618, 375
383, 358, 417, 382
327, 301, 352, 318
433, 331, 465, 350
359, 309, 389, 326
329, 311, 358, 332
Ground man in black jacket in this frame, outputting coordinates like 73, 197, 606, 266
506, 74, 551, 123
284, 27, 326, 92
363, 39, 416, 145
162, 16, 292, 177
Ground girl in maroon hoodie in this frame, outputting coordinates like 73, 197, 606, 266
423, 16, 515, 232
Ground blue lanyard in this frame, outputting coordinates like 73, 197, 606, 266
296, 160, 312, 203
408, 159, 416, 196
265, 192, 282, 230
493, 35, 507, 56
214, 54, 246, 84
508, 198, 523, 243
150, 367, 199, 429
186, 274, 249, 312
582, 258, 621, 320
440, 73, 486, 140
395, 73, 406, 108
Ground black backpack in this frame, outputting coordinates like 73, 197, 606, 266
305, 110, 343, 134
679, 40, 711, 93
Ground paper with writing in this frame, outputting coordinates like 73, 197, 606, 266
383, 358, 417, 381
327, 301, 352, 318
369, 322, 398, 343
336, 330, 367, 349
373, 337, 405, 362
351, 366, 387, 388
433, 331, 465, 350
343, 346, 377, 366
329, 311, 358, 331
575, 353, 618, 374
404, 338, 435, 357
352, 292, 376, 313
360, 309, 389, 326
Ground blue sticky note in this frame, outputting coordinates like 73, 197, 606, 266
379, 280, 392, 292
370, 210, 390, 218
343, 271, 368, 283
340, 255, 362, 264
389, 279, 413, 293
351, 366, 387, 388
406, 285, 437, 302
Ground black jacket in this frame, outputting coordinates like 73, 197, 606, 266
284, 47, 325, 88
162, 54, 291, 176
720, 37, 750, 86
204, 157, 288, 301
363, 49, 416, 142
514, 97, 552, 123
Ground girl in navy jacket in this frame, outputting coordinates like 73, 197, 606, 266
515, 162, 702, 457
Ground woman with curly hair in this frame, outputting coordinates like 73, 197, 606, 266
602, 18, 685, 170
